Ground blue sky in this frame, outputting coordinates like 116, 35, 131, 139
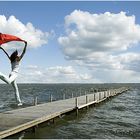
0, 1, 140, 83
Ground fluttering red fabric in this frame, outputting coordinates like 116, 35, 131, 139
0, 33, 25, 45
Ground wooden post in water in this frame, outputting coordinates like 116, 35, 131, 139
34, 96, 37, 106
32, 125, 37, 133
52, 118, 55, 124
75, 97, 78, 116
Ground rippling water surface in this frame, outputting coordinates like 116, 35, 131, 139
0, 83, 139, 139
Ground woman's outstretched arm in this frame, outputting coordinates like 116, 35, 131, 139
0, 46, 10, 60
19, 41, 27, 61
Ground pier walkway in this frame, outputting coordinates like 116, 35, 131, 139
0, 87, 129, 138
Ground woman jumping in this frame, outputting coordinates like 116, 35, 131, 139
0, 41, 27, 106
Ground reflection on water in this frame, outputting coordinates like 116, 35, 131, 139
0, 83, 140, 139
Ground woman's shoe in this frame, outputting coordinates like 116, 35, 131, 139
17, 102, 23, 106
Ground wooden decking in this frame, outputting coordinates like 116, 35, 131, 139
0, 87, 129, 139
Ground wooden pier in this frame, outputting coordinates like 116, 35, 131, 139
0, 87, 129, 139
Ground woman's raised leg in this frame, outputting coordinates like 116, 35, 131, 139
0, 72, 10, 84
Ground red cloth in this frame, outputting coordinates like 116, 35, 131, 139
0, 33, 25, 45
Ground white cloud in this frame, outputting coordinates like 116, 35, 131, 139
75, 52, 140, 72
18, 65, 93, 83
47, 66, 75, 75
0, 15, 49, 49
91, 69, 140, 83
79, 73, 92, 80
58, 10, 140, 73
26, 65, 39, 69
59, 10, 140, 54
17, 64, 140, 83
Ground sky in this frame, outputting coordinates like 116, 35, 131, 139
0, 1, 140, 83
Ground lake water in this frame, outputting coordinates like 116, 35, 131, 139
0, 83, 139, 139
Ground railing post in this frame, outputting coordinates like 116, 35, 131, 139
93, 93, 95, 101
75, 97, 78, 116
86, 95, 88, 104
99, 92, 101, 101
109, 90, 111, 97
34, 96, 37, 106
50, 94, 53, 102
76, 97, 78, 107
101, 92, 103, 99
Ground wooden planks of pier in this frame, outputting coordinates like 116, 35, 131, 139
0, 87, 129, 139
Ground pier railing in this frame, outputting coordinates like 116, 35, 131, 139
73, 87, 129, 110
37, 87, 129, 109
